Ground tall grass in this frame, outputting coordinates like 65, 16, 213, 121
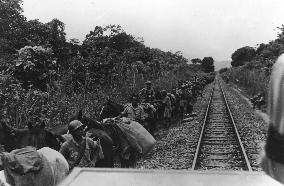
221, 66, 270, 99
0, 66, 190, 129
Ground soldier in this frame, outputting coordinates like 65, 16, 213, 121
255, 94, 265, 109
120, 95, 144, 124
251, 93, 262, 109
139, 81, 155, 103
177, 85, 188, 120
59, 120, 104, 171
186, 88, 194, 115
250, 94, 260, 108
161, 90, 172, 129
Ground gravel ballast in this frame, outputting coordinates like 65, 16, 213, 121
220, 80, 268, 171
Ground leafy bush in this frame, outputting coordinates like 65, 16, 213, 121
14, 46, 57, 90
231, 46, 256, 67
219, 67, 228, 74
201, 57, 215, 73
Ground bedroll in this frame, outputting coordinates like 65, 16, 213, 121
117, 118, 156, 155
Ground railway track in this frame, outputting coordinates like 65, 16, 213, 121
191, 79, 252, 171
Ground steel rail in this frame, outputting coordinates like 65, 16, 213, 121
218, 79, 252, 171
191, 77, 252, 171
191, 80, 215, 170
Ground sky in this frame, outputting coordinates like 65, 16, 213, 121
22, 0, 284, 62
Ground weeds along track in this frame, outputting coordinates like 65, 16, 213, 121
191, 79, 252, 171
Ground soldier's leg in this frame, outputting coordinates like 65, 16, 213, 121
149, 119, 156, 136
167, 117, 171, 129
180, 106, 184, 120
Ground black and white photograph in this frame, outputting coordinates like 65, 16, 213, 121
1, 0, 284, 185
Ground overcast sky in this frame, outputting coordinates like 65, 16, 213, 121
22, 0, 284, 61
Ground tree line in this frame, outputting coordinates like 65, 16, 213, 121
219, 24, 284, 104
0, 0, 215, 126
229, 25, 284, 68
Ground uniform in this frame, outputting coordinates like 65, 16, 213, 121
121, 104, 144, 122
162, 95, 172, 118
177, 88, 188, 113
139, 87, 155, 103
60, 137, 103, 169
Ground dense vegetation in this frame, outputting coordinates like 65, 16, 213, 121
220, 25, 284, 102
0, 0, 215, 128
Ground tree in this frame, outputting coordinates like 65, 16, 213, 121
191, 58, 202, 64
266, 42, 282, 56
80, 25, 151, 86
123, 46, 152, 64
276, 24, 284, 45
0, 1, 68, 57
46, 19, 67, 60
83, 25, 120, 54
66, 38, 81, 57
25, 19, 49, 46
231, 46, 256, 67
256, 43, 266, 55
83, 25, 142, 56
109, 32, 138, 53
202, 57, 215, 73
219, 67, 228, 74
14, 46, 56, 90
0, 0, 27, 54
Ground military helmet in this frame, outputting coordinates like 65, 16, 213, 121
161, 89, 167, 95
68, 120, 84, 133
131, 95, 139, 101
145, 81, 152, 85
